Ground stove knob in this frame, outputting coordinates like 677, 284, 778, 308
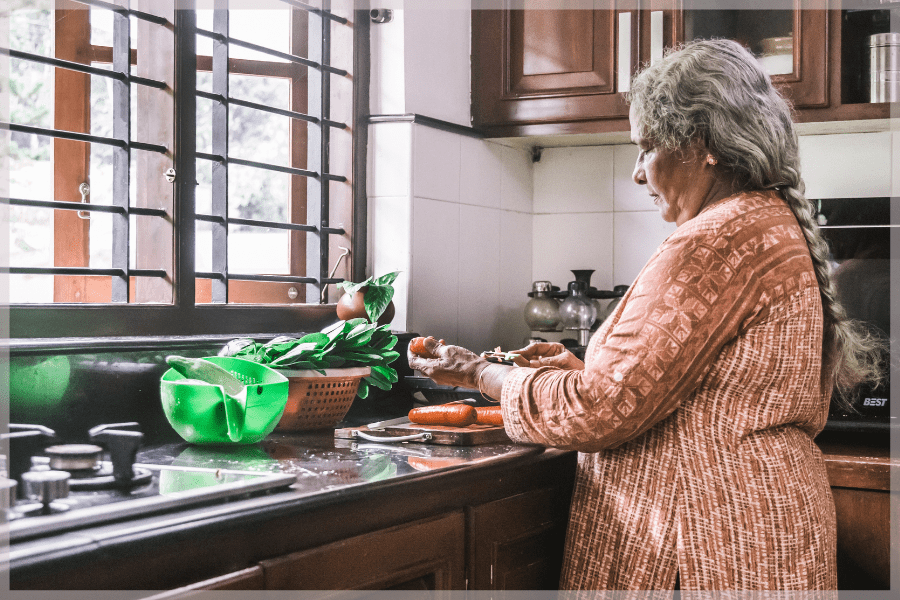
21, 470, 70, 505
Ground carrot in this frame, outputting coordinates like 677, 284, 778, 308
408, 404, 477, 427
475, 406, 504, 426
409, 336, 445, 359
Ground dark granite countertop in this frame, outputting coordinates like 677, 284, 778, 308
8, 426, 560, 586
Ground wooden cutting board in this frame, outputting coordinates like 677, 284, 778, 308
334, 422, 509, 446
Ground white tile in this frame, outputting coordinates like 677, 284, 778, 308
614, 143, 653, 211
498, 210, 534, 350
368, 122, 412, 198
799, 132, 892, 199
368, 8, 406, 115
457, 205, 501, 352
532, 213, 615, 294
613, 211, 676, 286
368, 195, 412, 332
892, 130, 899, 198
410, 197, 460, 343
459, 138, 503, 209
500, 145, 534, 213
412, 125, 461, 203
533, 146, 614, 214
403, 8, 471, 127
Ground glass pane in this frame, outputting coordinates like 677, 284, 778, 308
9, 275, 54, 304
682, 9, 795, 76
196, 159, 213, 216
195, 221, 214, 274
228, 9, 291, 61
228, 164, 290, 224
228, 225, 290, 276
196, 94, 214, 154
10, 8, 53, 57
88, 212, 113, 269
91, 9, 138, 50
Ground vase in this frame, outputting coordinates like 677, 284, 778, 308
524, 281, 561, 332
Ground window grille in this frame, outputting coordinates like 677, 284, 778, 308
3, 0, 363, 338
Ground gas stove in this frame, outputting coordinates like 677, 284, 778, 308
1, 423, 297, 543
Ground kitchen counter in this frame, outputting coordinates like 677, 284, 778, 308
7, 429, 575, 591
6, 420, 895, 591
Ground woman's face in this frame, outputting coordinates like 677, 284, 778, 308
629, 106, 713, 226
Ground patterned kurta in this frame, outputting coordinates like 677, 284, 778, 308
500, 191, 837, 590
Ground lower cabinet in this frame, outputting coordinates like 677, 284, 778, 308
144, 484, 571, 595
468, 486, 570, 590
259, 512, 466, 590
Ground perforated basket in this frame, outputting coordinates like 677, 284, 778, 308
274, 366, 371, 431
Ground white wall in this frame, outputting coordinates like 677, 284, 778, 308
367, 123, 535, 351
368, 6, 471, 127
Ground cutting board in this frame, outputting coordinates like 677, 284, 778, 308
334, 422, 509, 446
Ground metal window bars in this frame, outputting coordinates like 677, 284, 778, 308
2, 1, 169, 302
196, 0, 350, 304
4, 0, 352, 307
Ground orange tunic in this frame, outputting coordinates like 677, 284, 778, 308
500, 191, 837, 590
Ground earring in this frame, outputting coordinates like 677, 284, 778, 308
706, 155, 717, 166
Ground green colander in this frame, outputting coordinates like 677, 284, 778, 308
160, 356, 289, 445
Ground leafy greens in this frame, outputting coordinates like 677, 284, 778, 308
219, 318, 400, 399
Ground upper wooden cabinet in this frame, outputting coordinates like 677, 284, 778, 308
472, 0, 893, 137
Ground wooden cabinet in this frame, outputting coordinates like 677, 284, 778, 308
472, 1, 892, 137
820, 440, 896, 591
468, 486, 570, 590
260, 512, 466, 590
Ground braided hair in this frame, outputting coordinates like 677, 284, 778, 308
626, 39, 884, 410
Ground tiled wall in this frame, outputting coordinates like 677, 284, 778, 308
368, 122, 535, 352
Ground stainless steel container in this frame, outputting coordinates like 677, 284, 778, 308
869, 32, 900, 102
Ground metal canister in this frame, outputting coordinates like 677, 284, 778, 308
869, 32, 900, 103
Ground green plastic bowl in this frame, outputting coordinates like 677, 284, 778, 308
160, 356, 289, 445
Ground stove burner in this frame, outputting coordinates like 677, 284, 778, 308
68, 463, 153, 491
45, 444, 103, 471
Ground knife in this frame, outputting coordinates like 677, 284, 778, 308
366, 416, 413, 430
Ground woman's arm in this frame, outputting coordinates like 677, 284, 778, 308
499, 218, 805, 452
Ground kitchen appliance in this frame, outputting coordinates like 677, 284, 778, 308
559, 281, 598, 347
1, 422, 296, 542
815, 197, 893, 431
869, 32, 900, 102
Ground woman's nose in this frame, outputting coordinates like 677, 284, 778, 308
632, 160, 646, 185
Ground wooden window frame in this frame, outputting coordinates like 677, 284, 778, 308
7, 2, 368, 339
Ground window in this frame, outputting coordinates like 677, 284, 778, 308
3, 0, 366, 338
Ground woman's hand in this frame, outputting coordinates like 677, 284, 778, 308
408, 337, 490, 390
509, 342, 585, 370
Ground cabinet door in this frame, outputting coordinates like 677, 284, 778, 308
468, 486, 571, 590
676, 0, 828, 108
260, 512, 466, 590
472, 1, 639, 135
139, 566, 266, 599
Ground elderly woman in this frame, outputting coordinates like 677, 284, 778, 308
408, 39, 882, 591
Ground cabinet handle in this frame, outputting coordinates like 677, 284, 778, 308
651, 11, 664, 65
618, 12, 632, 93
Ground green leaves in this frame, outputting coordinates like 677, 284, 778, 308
337, 271, 400, 324
219, 319, 401, 397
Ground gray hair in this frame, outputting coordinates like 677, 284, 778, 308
627, 38, 884, 411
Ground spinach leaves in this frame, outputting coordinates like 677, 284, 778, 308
219, 318, 400, 399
